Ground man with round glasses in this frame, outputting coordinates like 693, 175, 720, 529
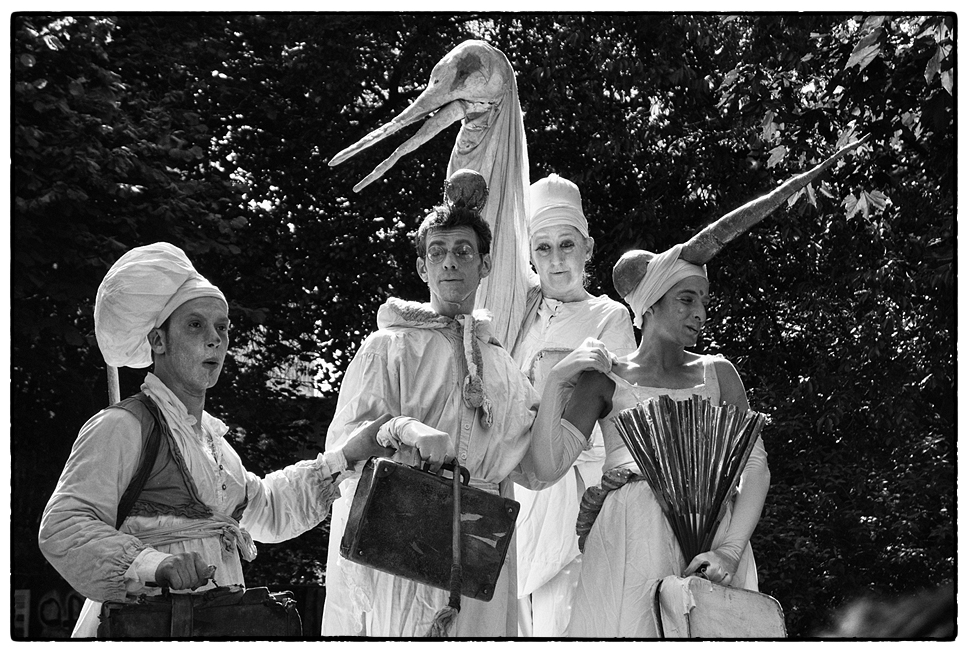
424, 243, 478, 262
417, 222, 490, 319
319, 190, 608, 637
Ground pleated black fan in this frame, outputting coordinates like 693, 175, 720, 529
613, 394, 768, 566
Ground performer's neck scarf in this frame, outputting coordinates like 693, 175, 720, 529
378, 298, 496, 427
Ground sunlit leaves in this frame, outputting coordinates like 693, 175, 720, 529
845, 27, 883, 71
766, 144, 787, 167
923, 15, 955, 95
843, 188, 891, 218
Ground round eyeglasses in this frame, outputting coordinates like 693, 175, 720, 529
425, 244, 478, 264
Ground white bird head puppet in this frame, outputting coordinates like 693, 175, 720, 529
330, 40, 531, 347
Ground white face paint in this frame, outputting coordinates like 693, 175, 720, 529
152, 296, 230, 398
417, 226, 492, 318
530, 224, 593, 302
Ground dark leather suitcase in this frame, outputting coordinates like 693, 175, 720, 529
341, 457, 519, 601
97, 585, 301, 639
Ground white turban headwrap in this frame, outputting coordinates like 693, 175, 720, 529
625, 243, 708, 329
94, 242, 227, 368
528, 174, 589, 239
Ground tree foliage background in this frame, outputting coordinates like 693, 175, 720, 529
11, 13, 956, 637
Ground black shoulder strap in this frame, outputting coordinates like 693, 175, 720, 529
115, 393, 164, 529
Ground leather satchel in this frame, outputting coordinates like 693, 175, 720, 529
653, 576, 786, 638
97, 585, 301, 639
341, 457, 519, 602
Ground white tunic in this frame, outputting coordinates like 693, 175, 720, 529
320, 298, 541, 637
511, 294, 636, 635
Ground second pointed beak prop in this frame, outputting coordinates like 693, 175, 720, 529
336, 100, 468, 193
613, 133, 871, 298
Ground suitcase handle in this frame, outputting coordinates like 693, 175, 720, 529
421, 460, 471, 486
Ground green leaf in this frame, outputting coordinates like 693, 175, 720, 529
865, 189, 890, 211
843, 192, 860, 218
845, 29, 882, 71
766, 145, 787, 168
924, 46, 942, 84
43, 34, 64, 51
941, 69, 953, 96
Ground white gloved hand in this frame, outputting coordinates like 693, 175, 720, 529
551, 337, 616, 382
684, 548, 741, 586
376, 417, 455, 470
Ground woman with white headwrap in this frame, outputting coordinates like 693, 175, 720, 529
527, 244, 770, 638
519, 134, 873, 637
38, 242, 404, 638
510, 174, 636, 638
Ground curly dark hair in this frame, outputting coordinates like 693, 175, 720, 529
414, 202, 493, 258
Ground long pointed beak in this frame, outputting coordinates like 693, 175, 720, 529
329, 40, 507, 192
347, 100, 467, 192
328, 88, 448, 168
328, 74, 472, 192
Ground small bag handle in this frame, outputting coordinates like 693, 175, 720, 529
420, 460, 470, 486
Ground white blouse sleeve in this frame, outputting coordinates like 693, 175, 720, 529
38, 409, 154, 602
238, 448, 344, 544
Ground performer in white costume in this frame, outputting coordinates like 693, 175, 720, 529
39, 242, 396, 637
510, 174, 635, 637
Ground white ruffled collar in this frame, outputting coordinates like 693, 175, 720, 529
141, 372, 229, 440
